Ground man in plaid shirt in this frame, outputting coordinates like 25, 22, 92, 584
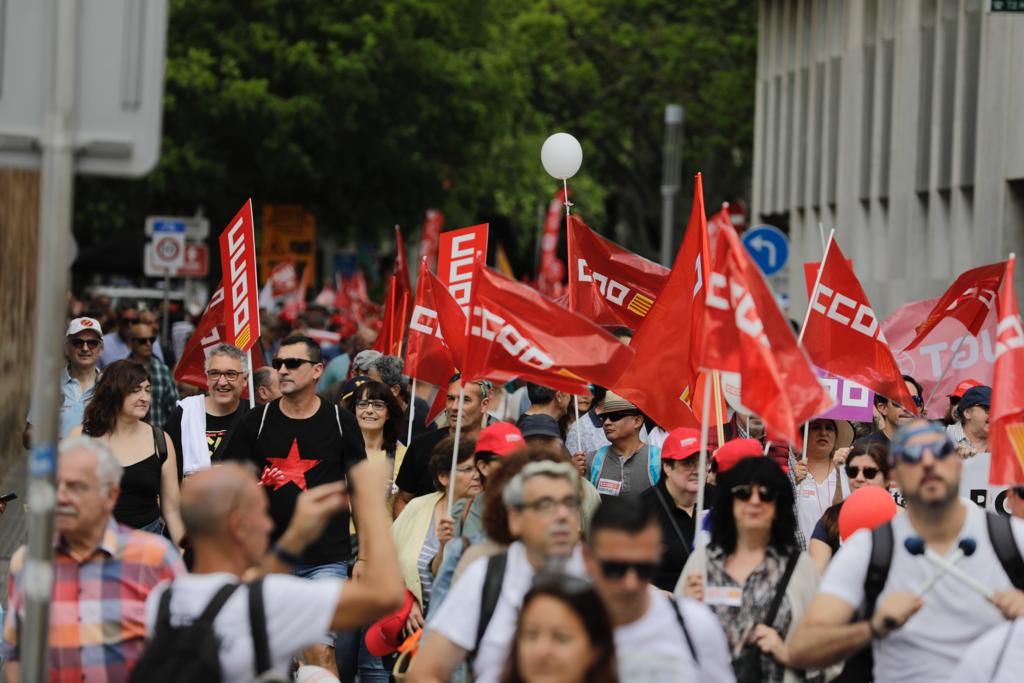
128, 321, 178, 430
2, 436, 184, 682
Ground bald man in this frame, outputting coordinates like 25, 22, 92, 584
141, 461, 404, 682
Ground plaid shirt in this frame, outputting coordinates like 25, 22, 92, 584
2, 518, 184, 682
145, 357, 178, 430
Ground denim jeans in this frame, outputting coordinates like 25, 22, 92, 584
334, 560, 389, 683
293, 561, 349, 648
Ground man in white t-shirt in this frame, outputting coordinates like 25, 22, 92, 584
408, 461, 586, 683
585, 497, 734, 682
143, 460, 405, 683
950, 618, 1023, 683
788, 420, 1024, 683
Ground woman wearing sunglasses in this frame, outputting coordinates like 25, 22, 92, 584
808, 443, 891, 573
679, 452, 819, 683
72, 360, 185, 545
501, 575, 618, 683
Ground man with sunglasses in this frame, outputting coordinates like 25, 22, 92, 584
789, 420, 1024, 683
585, 498, 734, 681
128, 321, 178, 430
855, 374, 924, 448
224, 334, 367, 677
99, 303, 166, 369
23, 317, 104, 449
585, 392, 661, 498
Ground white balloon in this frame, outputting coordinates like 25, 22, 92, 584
540, 132, 583, 180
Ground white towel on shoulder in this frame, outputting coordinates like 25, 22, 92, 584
178, 394, 209, 475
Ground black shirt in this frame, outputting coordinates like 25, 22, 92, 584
395, 427, 447, 497
223, 398, 367, 564
398, 397, 432, 446
640, 479, 697, 592
165, 401, 248, 481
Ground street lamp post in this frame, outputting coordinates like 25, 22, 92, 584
660, 104, 684, 267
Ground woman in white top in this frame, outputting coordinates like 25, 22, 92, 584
793, 419, 852, 541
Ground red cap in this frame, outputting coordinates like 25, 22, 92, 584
364, 590, 416, 656
661, 427, 702, 461
712, 439, 763, 474
949, 379, 982, 399
474, 422, 526, 457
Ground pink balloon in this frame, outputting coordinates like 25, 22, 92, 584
839, 486, 898, 541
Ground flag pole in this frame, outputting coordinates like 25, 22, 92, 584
712, 371, 726, 447
921, 332, 971, 411
693, 370, 714, 556
406, 377, 417, 446
246, 349, 255, 409
797, 229, 834, 461
563, 178, 572, 219
574, 395, 583, 454
447, 383, 466, 517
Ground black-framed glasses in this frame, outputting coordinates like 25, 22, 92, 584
132, 336, 156, 345
517, 495, 581, 515
69, 338, 100, 350
598, 560, 658, 581
599, 410, 640, 424
845, 465, 881, 480
730, 483, 779, 502
207, 370, 243, 382
356, 399, 387, 411
272, 357, 316, 370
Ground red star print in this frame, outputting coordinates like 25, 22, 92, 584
265, 438, 319, 491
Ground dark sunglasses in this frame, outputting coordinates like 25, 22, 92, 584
132, 336, 156, 345
892, 437, 956, 464
845, 465, 881, 479
890, 395, 924, 408
272, 357, 316, 370
598, 560, 658, 581
599, 410, 640, 424
730, 483, 779, 502
69, 338, 100, 350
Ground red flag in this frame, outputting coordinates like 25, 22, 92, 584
801, 236, 917, 411
537, 189, 567, 297
455, 261, 633, 394
566, 216, 669, 327
373, 228, 414, 355
698, 225, 832, 444
406, 258, 461, 389
989, 254, 1024, 485
613, 174, 713, 430
281, 263, 309, 323
438, 223, 489, 313
173, 282, 264, 398
218, 199, 261, 352
419, 209, 444, 272
902, 261, 1007, 351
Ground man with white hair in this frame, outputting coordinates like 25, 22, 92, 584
2, 436, 185, 681
165, 344, 252, 481
408, 461, 587, 683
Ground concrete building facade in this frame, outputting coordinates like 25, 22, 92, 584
752, 0, 1024, 317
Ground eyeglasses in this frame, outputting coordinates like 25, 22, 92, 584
272, 357, 316, 370
356, 400, 387, 412
845, 465, 881, 480
132, 336, 156, 345
69, 338, 100, 350
455, 464, 478, 475
207, 370, 243, 382
730, 483, 779, 502
517, 495, 581, 515
892, 437, 956, 464
599, 410, 640, 424
598, 560, 658, 581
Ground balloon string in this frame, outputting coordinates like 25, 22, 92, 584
563, 178, 572, 219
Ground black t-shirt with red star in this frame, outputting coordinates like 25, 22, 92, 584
224, 397, 366, 565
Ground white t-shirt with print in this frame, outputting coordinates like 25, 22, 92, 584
795, 466, 849, 540
144, 572, 342, 683
426, 541, 587, 683
614, 586, 735, 682
819, 503, 1024, 683
950, 618, 1023, 683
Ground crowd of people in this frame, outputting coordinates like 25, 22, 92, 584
4, 293, 1024, 683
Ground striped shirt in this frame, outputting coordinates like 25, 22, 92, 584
2, 518, 185, 682
145, 357, 179, 431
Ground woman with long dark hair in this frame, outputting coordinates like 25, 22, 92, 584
351, 380, 406, 513
501, 575, 618, 683
678, 453, 820, 683
72, 360, 184, 544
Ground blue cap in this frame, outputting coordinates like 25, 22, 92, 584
959, 386, 991, 412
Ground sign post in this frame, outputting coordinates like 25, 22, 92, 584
148, 219, 186, 351
218, 200, 261, 408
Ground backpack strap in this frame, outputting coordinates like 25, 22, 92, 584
152, 424, 168, 464
863, 521, 895, 618
156, 581, 240, 633
647, 444, 662, 486
667, 596, 698, 664
987, 511, 1024, 590
247, 578, 271, 676
589, 446, 610, 486
471, 552, 508, 666
764, 552, 800, 627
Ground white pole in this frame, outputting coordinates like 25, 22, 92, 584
563, 178, 572, 219
693, 372, 714, 555
801, 421, 810, 463
798, 230, 835, 344
447, 384, 466, 516
574, 395, 583, 454
246, 350, 255, 409
406, 377, 417, 446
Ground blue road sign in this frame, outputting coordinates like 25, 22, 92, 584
152, 219, 186, 235
742, 225, 790, 276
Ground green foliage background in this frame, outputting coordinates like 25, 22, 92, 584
74, 0, 756, 273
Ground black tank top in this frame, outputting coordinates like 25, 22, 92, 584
112, 453, 162, 528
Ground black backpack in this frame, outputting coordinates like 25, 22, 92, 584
834, 511, 1024, 683
130, 578, 271, 683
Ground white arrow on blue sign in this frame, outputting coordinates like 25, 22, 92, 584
742, 225, 790, 276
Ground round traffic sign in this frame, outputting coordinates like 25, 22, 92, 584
155, 235, 182, 262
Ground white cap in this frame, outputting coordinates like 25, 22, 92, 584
66, 317, 103, 337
